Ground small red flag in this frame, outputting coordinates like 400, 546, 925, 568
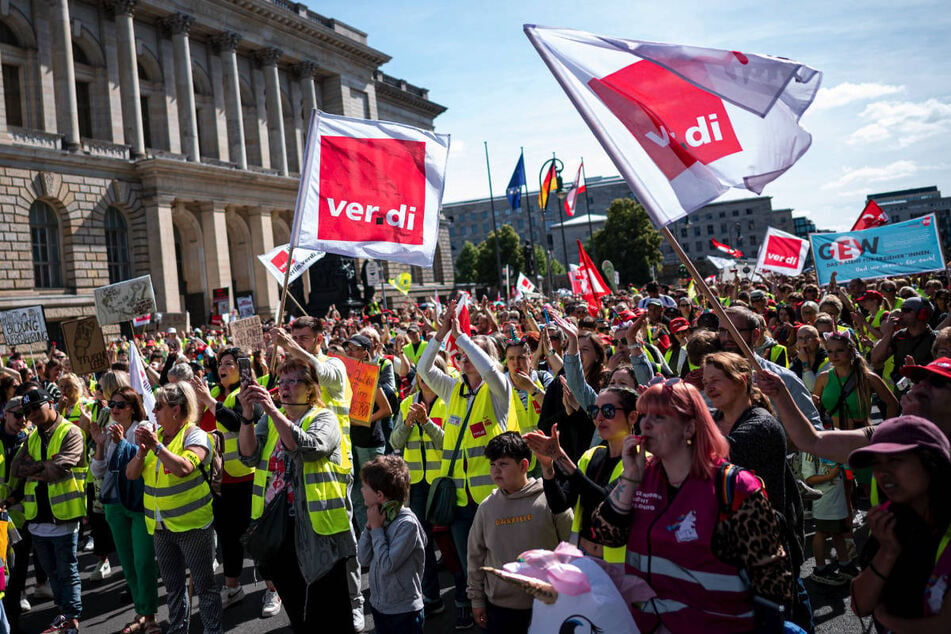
710, 238, 743, 258
577, 240, 610, 315
851, 200, 889, 231
564, 162, 586, 217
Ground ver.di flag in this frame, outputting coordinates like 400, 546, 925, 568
515, 272, 536, 296
524, 26, 822, 227
755, 227, 810, 276
257, 243, 326, 284
290, 111, 451, 267
564, 162, 586, 217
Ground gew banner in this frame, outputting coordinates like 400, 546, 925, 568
810, 214, 944, 285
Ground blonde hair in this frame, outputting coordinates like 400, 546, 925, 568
98, 370, 131, 400
154, 381, 198, 423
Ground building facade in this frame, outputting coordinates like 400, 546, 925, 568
444, 174, 636, 265
0, 0, 449, 343
869, 186, 951, 258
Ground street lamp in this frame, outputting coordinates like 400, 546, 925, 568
539, 156, 568, 292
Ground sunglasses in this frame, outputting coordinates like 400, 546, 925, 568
108, 401, 129, 410
648, 376, 683, 396
586, 403, 628, 419
6, 410, 23, 419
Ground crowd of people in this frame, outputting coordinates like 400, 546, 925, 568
0, 269, 950, 633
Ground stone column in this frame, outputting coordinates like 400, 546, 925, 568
200, 201, 233, 304
257, 48, 287, 176
162, 12, 199, 161
49, 0, 80, 150
215, 32, 246, 169
144, 196, 182, 313
112, 0, 145, 157
247, 207, 278, 318
296, 60, 318, 116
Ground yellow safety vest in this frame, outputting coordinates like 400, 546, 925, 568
0, 449, 24, 529
403, 341, 428, 365
569, 445, 626, 563
441, 380, 516, 506
511, 378, 543, 436
398, 394, 446, 485
142, 424, 213, 534
218, 386, 254, 478
23, 420, 87, 522
250, 407, 351, 536
318, 353, 353, 472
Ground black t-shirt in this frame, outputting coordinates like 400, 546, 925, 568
889, 327, 936, 382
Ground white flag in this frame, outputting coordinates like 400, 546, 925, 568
516, 272, 536, 295
257, 243, 325, 285
128, 343, 157, 426
525, 26, 822, 226
291, 110, 451, 267
755, 226, 811, 276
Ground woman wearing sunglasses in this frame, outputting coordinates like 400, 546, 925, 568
525, 387, 637, 563
89, 387, 159, 634
590, 378, 792, 632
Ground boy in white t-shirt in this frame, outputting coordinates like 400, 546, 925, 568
802, 453, 858, 585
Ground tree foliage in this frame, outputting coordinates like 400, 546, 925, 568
590, 198, 663, 286
475, 224, 524, 287
534, 245, 566, 276
455, 241, 480, 283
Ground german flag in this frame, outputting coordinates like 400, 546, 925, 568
538, 162, 558, 211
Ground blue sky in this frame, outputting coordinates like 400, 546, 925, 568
312, 1, 951, 231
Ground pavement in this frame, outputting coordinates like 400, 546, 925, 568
17, 519, 868, 634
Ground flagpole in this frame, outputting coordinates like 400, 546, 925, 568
581, 158, 594, 244
520, 148, 538, 283
269, 245, 295, 376
483, 142, 505, 298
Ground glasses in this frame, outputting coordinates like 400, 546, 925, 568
108, 401, 129, 410
6, 410, 23, 419
277, 378, 308, 388
586, 403, 628, 419
453, 353, 470, 364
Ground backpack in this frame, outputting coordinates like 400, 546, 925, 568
197, 428, 225, 499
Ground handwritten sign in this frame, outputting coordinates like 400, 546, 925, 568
0, 306, 48, 347
331, 354, 380, 426
61, 317, 110, 375
230, 315, 265, 355
94, 275, 156, 325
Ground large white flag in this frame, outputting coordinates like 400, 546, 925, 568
525, 26, 822, 226
290, 111, 451, 266
257, 243, 325, 285
128, 343, 157, 426
755, 226, 810, 276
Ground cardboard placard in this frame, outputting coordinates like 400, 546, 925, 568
0, 306, 48, 346
61, 317, 110, 375
331, 354, 380, 426
94, 275, 156, 325
230, 315, 265, 355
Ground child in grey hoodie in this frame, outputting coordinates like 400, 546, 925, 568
357, 455, 426, 634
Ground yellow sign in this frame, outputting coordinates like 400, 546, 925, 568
387, 272, 412, 295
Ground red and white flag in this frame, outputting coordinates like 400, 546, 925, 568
564, 162, 586, 217
128, 342, 157, 425
132, 314, 151, 328
568, 264, 586, 295
515, 272, 536, 296
525, 26, 822, 227
711, 238, 743, 258
290, 111, 451, 266
256, 243, 326, 284
577, 240, 610, 315
851, 200, 889, 231
754, 227, 810, 276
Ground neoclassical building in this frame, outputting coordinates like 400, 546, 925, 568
0, 0, 450, 343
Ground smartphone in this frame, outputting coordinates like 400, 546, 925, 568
238, 356, 252, 386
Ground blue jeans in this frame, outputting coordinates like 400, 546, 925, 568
449, 502, 478, 607
408, 482, 441, 605
32, 531, 82, 620
351, 445, 385, 536
371, 607, 423, 634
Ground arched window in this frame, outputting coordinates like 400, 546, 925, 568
30, 201, 62, 288
104, 206, 132, 283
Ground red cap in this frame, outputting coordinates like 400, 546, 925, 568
669, 317, 691, 334
856, 290, 884, 302
900, 357, 951, 382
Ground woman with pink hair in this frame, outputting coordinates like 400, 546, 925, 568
590, 378, 791, 632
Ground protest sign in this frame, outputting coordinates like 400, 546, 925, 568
257, 243, 325, 285
230, 315, 265, 354
331, 354, 380, 426
810, 214, 945, 285
755, 227, 810, 276
94, 275, 156, 325
0, 306, 48, 347
61, 317, 109, 375
236, 296, 255, 319
290, 111, 451, 267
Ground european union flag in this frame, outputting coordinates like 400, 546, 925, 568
506, 154, 526, 210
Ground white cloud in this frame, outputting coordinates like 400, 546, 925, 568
847, 99, 951, 147
812, 82, 904, 110
820, 160, 919, 190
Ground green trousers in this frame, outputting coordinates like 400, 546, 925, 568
104, 502, 159, 616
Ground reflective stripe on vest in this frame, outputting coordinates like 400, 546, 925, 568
218, 388, 254, 478
441, 381, 515, 506
570, 445, 626, 563
23, 420, 87, 522
321, 353, 353, 472
398, 395, 445, 485
251, 408, 351, 536
511, 378, 542, 436
142, 424, 213, 534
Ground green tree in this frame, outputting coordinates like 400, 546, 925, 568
455, 241, 479, 283
533, 245, 565, 276
475, 224, 524, 286
590, 198, 663, 285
